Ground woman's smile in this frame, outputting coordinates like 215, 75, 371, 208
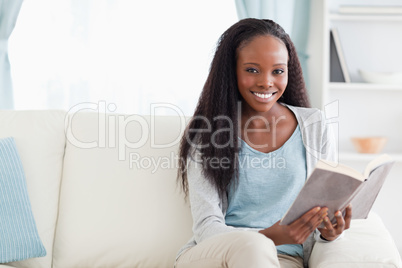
251, 91, 278, 101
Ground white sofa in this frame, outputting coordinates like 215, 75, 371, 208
0, 109, 401, 268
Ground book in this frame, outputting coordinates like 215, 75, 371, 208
338, 5, 402, 15
280, 154, 394, 226
330, 28, 351, 83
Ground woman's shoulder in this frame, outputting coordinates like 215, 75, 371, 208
283, 103, 338, 163
281, 103, 324, 124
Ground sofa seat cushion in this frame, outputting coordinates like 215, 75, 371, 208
309, 212, 402, 268
0, 111, 67, 268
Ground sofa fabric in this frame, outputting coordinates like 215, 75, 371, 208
52, 112, 193, 268
0, 111, 66, 268
310, 212, 402, 267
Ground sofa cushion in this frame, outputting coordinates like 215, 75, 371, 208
53, 112, 193, 268
0, 110, 67, 268
0, 137, 47, 263
309, 212, 402, 268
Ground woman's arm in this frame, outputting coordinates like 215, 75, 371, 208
186, 152, 262, 244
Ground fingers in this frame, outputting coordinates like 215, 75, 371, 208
284, 207, 328, 244
344, 204, 352, 230
306, 207, 322, 219
313, 208, 328, 230
285, 206, 352, 244
317, 215, 337, 241
293, 207, 328, 235
299, 207, 327, 227
319, 206, 352, 241
334, 210, 345, 232
319, 216, 335, 235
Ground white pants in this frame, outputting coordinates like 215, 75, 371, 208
175, 231, 303, 268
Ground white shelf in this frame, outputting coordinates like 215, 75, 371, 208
329, 82, 402, 91
340, 152, 402, 163
330, 13, 402, 22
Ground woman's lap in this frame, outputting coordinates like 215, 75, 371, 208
175, 231, 303, 268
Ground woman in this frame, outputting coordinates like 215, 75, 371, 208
175, 18, 351, 268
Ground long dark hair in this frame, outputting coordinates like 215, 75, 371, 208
178, 18, 310, 198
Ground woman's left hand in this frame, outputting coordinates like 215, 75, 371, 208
317, 204, 352, 241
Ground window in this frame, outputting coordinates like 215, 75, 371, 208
9, 0, 237, 115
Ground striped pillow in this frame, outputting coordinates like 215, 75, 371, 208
0, 137, 46, 263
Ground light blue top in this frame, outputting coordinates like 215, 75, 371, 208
225, 125, 307, 257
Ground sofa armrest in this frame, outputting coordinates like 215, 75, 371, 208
309, 212, 402, 268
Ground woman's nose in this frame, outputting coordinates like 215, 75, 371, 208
257, 75, 274, 88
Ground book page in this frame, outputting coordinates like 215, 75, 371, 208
363, 154, 393, 178
316, 160, 365, 181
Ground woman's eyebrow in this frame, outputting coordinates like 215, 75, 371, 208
243, 62, 260, 65
242, 62, 287, 66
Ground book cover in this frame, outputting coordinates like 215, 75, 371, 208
330, 28, 351, 83
280, 154, 394, 226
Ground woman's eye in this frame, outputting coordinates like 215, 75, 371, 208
273, 69, 285, 75
246, 68, 258, 73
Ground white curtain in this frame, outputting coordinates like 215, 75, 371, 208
9, 0, 238, 115
0, 0, 23, 109
235, 0, 311, 87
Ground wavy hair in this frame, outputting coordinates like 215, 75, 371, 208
178, 18, 310, 198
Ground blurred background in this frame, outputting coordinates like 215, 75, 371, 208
7, 0, 238, 115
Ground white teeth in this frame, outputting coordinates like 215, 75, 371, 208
253, 92, 273, 99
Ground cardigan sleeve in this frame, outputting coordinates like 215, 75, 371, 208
320, 115, 338, 163
186, 149, 262, 244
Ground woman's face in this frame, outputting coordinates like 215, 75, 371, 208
236, 34, 288, 115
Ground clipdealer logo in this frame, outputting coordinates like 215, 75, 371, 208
64, 100, 340, 171
64, 101, 187, 162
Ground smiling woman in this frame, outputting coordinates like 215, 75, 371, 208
175, 18, 349, 268
8, 0, 237, 115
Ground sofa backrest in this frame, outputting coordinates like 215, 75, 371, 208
0, 110, 67, 268
52, 111, 193, 267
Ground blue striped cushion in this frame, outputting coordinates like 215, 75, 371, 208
0, 137, 46, 263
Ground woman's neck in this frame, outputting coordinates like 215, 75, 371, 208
240, 102, 285, 129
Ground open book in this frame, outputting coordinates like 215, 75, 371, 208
280, 154, 394, 226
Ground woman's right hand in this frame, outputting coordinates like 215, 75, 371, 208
259, 207, 328, 245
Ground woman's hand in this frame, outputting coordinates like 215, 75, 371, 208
259, 206, 328, 245
318, 204, 352, 241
